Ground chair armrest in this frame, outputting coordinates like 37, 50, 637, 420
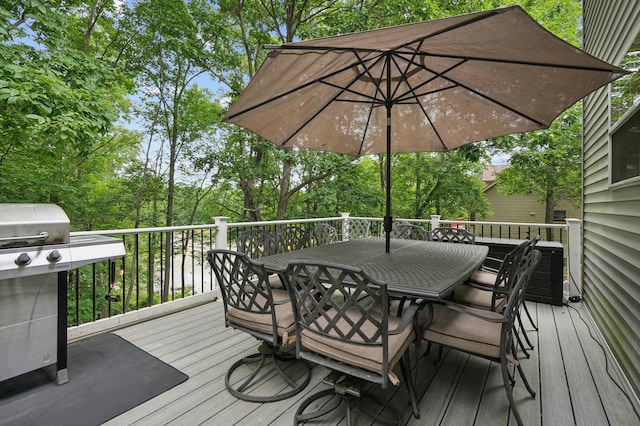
463, 280, 494, 291
480, 255, 503, 273
389, 301, 421, 334
437, 299, 507, 323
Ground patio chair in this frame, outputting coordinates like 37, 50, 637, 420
428, 227, 476, 244
420, 249, 541, 426
388, 223, 429, 240
235, 229, 279, 258
464, 236, 541, 352
380, 218, 409, 236
207, 249, 311, 402
283, 261, 421, 425
236, 229, 282, 287
276, 225, 310, 252
347, 218, 371, 239
312, 223, 338, 245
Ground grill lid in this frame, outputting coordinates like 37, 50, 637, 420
0, 204, 70, 248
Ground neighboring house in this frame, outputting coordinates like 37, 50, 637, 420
477, 165, 581, 225
583, 0, 640, 400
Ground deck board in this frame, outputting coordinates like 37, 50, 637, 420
101, 300, 639, 426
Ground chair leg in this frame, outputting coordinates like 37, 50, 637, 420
226, 342, 311, 402
523, 300, 538, 331
500, 357, 525, 426
400, 353, 420, 420
514, 319, 531, 358
518, 313, 535, 350
294, 378, 402, 426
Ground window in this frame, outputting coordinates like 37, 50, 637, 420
611, 108, 640, 184
610, 30, 640, 185
553, 210, 567, 222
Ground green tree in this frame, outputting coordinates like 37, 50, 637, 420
495, 106, 582, 237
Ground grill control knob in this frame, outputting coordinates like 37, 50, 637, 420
47, 250, 62, 263
15, 252, 31, 266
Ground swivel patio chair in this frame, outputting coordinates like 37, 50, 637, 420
420, 249, 541, 426
235, 229, 278, 258
277, 225, 310, 252
207, 249, 311, 402
283, 261, 421, 425
312, 223, 339, 245
347, 218, 371, 239
236, 229, 283, 287
388, 223, 429, 240
428, 227, 476, 244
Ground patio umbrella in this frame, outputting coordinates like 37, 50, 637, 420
223, 4, 628, 252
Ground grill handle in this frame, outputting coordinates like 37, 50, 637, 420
0, 231, 49, 244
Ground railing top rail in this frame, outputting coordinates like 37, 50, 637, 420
442, 219, 568, 229
227, 216, 343, 228
71, 223, 218, 237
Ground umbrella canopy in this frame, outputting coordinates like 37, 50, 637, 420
223, 4, 628, 252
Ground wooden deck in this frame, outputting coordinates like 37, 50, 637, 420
104, 300, 640, 425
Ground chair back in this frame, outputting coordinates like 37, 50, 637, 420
277, 225, 309, 252
312, 223, 338, 245
236, 229, 278, 258
489, 236, 539, 309
388, 224, 429, 240
500, 249, 542, 345
207, 249, 280, 344
429, 227, 475, 244
285, 261, 392, 386
348, 218, 371, 239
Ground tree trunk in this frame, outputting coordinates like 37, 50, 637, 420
545, 188, 555, 241
277, 154, 293, 220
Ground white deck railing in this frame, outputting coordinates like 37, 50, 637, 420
67, 215, 581, 341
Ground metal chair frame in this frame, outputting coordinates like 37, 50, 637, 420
388, 223, 429, 240
312, 223, 339, 245
276, 225, 310, 252
421, 250, 541, 426
284, 261, 420, 425
207, 249, 310, 402
429, 227, 476, 244
235, 229, 279, 258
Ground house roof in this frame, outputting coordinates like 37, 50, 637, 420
482, 165, 508, 185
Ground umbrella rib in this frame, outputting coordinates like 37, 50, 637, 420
277, 52, 384, 150
389, 53, 549, 128
225, 50, 387, 121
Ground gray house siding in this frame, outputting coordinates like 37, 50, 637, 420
583, 0, 640, 399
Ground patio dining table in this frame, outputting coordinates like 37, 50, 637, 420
256, 237, 488, 300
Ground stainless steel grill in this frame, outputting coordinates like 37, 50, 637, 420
0, 203, 125, 385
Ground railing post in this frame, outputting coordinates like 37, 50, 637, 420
430, 215, 441, 230
341, 212, 350, 241
566, 219, 582, 297
214, 217, 229, 249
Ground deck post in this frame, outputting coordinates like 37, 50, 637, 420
566, 218, 582, 297
430, 215, 441, 230
341, 212, 350, 241
213, 217, 229, 250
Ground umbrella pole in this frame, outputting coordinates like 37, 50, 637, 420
384, 115, 392, 253
384, 54, 392, 253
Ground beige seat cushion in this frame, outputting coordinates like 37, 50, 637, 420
469, 269, 497, 286
452, 284, 505, 311
422, 303, 503, 359
227, 289, 295, 338
300, 307, 414, 378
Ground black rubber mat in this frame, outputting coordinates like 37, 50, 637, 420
0, 333, 188, 425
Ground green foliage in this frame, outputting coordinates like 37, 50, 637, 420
495, 105, 582, 217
